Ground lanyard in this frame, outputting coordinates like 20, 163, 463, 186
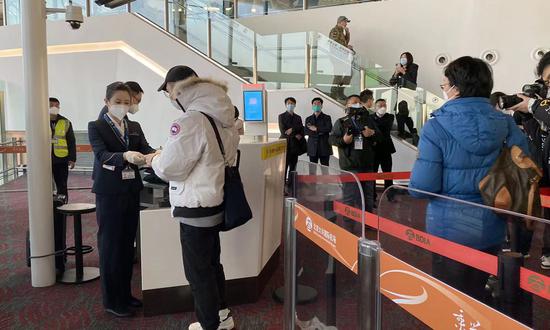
350, 116, 361, 131
103, 114, 129, 148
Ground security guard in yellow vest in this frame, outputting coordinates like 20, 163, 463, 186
49, 97, 76, 198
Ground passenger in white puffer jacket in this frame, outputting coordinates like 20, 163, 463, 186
148, 66, 238, 330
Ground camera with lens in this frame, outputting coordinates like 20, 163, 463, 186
499, 80, 548, 109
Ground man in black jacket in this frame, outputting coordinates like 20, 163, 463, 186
305, 97, 333, 174
329, 95, 381, 213
279, 97, 305, 185
371, 99, 396, 202
49, 97, 76, 198
510, 51, 550, 269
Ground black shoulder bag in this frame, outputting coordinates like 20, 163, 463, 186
201, 112, 253, 231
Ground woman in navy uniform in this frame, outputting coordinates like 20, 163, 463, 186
88, 82, 157, 317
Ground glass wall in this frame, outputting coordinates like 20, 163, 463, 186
46, 0, 87, 21
131, 0, 165, 26
5, 0, 19, 25
237, 0, 301, 18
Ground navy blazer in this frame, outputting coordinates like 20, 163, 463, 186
88, 117, 155, 194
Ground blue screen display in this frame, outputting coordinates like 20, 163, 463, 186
243, 90, 264, 122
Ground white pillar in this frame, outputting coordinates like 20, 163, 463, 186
22, 1, 56, 287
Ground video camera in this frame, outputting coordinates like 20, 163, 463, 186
499, 80, 548, 109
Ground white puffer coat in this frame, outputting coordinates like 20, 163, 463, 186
152, 77, 239, 213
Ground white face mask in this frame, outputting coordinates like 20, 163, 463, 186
443, 85, 455, 101
128, 104, 140, 114
109, 104, 129, 120
400, 58, 408, 66
350, 103, 362, 109
376, 107, 387, 116
49, 107, 60, 116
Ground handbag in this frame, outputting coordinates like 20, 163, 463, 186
201, 112, 253, 231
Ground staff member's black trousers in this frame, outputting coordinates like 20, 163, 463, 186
52, 162, 69, 197
95, 193, 140, 310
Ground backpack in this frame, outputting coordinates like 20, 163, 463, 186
479, 145, 543, 224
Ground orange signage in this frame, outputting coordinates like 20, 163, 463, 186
294, 204, 359, 273
295, 203, 529, 329
381, 252, 529, 329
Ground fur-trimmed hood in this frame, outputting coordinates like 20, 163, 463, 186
170, 77, 234, 127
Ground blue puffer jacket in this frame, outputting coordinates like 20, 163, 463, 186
410, 97, 529, 250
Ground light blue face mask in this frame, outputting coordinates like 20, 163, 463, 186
286, 103, 296, 112
400, 58, 408, 66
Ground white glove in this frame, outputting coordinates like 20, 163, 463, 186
123, 151, 146, 166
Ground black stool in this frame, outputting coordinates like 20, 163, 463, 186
57, 203, 100, 284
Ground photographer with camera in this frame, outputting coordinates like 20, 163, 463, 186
330, 95, 381, 214
509, 52, 550, 269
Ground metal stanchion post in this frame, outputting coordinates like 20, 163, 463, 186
283, 197, 297, 330
358, 238, 381, 330
324, 198, 336, 326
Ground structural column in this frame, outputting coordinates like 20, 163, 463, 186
21, 1, 56, 287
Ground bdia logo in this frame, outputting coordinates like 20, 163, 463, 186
405, 229, 431, 246
306, 217, 313, 232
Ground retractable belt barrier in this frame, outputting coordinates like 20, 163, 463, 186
332, 201, 550, 302
294, 203, 530, 329
0, 145, 93, 153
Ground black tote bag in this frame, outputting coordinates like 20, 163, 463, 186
201, 112, 253, 231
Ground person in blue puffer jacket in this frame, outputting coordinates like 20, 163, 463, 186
410, 56, 529, 300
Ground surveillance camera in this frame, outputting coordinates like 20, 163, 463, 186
65, 4, 84, 30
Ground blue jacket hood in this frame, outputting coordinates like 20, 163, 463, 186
433, 98, 507, 156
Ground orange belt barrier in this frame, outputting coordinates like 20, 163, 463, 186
0, 144, 92, 153
333, 201, 550, 302
294, 203, 529, 329
296, 171, 411, 184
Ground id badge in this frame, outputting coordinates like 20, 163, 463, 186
354, 136, 363, 150
122, 168, 136, 180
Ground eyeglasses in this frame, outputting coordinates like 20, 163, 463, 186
162, 90, 170, 98
543, 79, 550, 87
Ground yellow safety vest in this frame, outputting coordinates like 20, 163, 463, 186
52, 119, 69, 158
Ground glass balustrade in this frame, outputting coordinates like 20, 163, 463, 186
1, 0, 440, 135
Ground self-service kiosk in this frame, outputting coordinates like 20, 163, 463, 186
242, 84, 267, 136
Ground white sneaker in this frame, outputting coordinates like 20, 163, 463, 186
541, 255, 550, 270
188, 309, 235, 330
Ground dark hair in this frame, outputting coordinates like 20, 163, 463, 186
401, 52, 414, 65
359, 89, 373, 103
234, 106, 239, 119
125, 81, 144, 94
489, 92, 506, 107
444, 56, 493, 98
375, 98, 386, 105
105, 81, 132, 100
346, 94, 361, 103
284, 97, 296, 104
49, 97, 60, 104
398, 100, 408, 111
537, 52, 550, 77
311, 97, 323, 105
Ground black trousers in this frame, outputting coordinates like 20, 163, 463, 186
180, 223, 227, 330
285, 153, 299, 184
374, 152, 393, 191
342, 167, 374, 213
432, 245, 500, 301
52, 162, 69, 198
309, 155, 330, 175
396, 115, 415, 136
95, 192, 140, 310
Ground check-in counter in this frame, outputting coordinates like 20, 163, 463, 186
139, 136, 286, 316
